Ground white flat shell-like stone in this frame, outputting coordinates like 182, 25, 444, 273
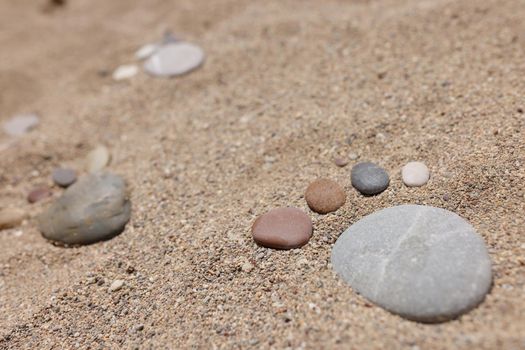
144, 42, 204, 77
331, 205, 492, 323
112, 64, 138, 81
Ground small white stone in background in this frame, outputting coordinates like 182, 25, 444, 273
135, 43, 159, 60
2, 113, 40, 136
112, 64, 138, 81
144, 42, 204, 77
402, 161, 430, 187
86, 145, 111, 173
109, 279, 124, 292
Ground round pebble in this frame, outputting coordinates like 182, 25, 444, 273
52, 168, 77, 187
334, 157, 349, 167
305, 179, 346, 214
251, 207, 312, 249
144, 42, 204, 77
3, 113, 39, 136
86, 145, 111, 173
0, 208, 26, 230
402, 161, 430, 187
38, 172, 131, 245
331, 205, 492, 323
109, 279, 125, 292
27, 187, 52, 203
351, 162, 390, 195
112, 64, 138, 81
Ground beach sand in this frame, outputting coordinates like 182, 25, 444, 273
0, 0, 524, 348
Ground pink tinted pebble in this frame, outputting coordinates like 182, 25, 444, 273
251, 207, 313, 249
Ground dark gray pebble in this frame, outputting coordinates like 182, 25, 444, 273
52, 168, 77, 187
351, 162, 389, 195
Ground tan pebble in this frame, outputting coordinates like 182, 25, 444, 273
0, 208, 26, 230
305, 179, 346, 214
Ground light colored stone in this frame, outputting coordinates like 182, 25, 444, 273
38, 172, 131, 245
135, 43, 159, 60
402, 161, 430, 187
86, 145, 111, 173
241, 261, 254, 273
144, 42, 204, 77
2, 113, 39, 136
331, 205, 492, 323
112, 64, 138, 81
109, 279, 124, 292
0, 208, 26, 230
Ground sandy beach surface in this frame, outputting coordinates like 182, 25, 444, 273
0, 0, 524, 348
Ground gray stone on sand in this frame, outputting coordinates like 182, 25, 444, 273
331, 205, 492, 323
351, 162, 389, 195
52, 167, 77, 187
38, 172, 131, 245
144, 42, 204, 77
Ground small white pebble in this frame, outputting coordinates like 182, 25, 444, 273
109, 279, 124, 292
241, 262, 254, 273
112, 64, 138, 81
402, 161, 430, 187
135, 43, 159, 60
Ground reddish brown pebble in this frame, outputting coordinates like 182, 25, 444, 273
334, 157, 349, 167
305, 178, 346, 214
27, 187, 52, 203
251, 207, 313, 249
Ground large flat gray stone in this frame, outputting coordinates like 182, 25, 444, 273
331, 205, 492, 323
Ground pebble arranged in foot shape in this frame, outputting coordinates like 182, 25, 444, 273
3, 113, 39, 136
144, 42, 204, 77
351, 162, 389, 195
38, 172, 131, 245
305, 179, 346, 214
0, 208, 26, 230
251, 207, 312, 249
86, 145, 111, 173
402, 161, 430, 187
331, 205, 492, 323
52, 167, 77, 187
